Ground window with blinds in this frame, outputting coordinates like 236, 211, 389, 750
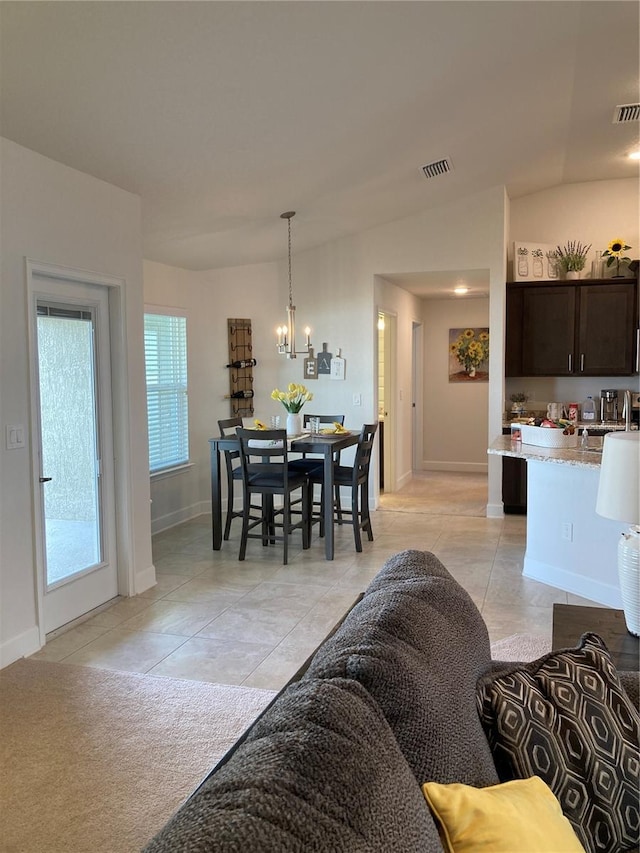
144, 312, 189, 473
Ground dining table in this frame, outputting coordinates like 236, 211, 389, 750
209, 430, 360, 560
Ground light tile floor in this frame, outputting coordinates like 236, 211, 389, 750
31, 472, 602, 690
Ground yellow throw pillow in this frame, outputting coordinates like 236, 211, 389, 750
422, 776, 585, 853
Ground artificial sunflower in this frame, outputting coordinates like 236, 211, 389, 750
602, 238, 631, 263
602, 238, 632, 276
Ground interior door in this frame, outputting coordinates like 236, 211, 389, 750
411, 321, 423, 472
31, 278, 118, 633
377, 311, 396, 492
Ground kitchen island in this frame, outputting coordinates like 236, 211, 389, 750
489, 435, 624, 608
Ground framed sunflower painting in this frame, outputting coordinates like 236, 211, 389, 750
449, 327, 489, 382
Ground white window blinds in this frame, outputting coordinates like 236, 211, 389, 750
144, 312, 189, 473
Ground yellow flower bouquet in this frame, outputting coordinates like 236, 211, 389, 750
271, 383, 313, 413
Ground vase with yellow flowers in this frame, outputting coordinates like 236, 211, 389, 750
271, 383, 313, 435
602, 238, 632, 278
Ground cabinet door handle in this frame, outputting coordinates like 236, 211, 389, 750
580, 353, 585, 372
568, 353, 572, 373
636, 329, 639, 373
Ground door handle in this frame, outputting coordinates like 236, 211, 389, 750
568, 353, 572, 373
39, 476, 52, 483
580, 353, 585, 372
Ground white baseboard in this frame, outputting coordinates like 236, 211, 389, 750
134, 563, 157, 595
151, 500, 210, 535
421, 460, 488, 474
486, 502, 504, 518
523, 556, 623, 609
0, 625, 41, 669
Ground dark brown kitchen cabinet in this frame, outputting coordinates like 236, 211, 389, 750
578, 283, 636, 374
501, 428, 527, 513
506, 279, 638, 377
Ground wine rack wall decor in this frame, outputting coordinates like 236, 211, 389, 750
225, 318, 255, 417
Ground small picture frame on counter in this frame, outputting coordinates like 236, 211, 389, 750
511, 423, 522, 442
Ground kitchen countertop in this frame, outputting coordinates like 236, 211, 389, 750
502, 419, 636, 431
489, 435, 604, 469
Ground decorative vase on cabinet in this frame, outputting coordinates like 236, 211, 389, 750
565, 270, 580, 280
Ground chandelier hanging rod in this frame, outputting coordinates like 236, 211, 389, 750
276, 211, 311, 359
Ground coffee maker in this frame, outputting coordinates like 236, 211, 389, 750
600, 389, 619, 423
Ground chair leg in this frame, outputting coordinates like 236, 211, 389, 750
335, 484, 343, 522
361, 482, 373, 541
223, 474, 234, 541
304, 484, 313, 535
352, 486, 362, 552
238, 489, 249, 561
282, 493, 289, 565
319, 483, 324, 539
264, 495, 276, 546
302, 483, 310, 550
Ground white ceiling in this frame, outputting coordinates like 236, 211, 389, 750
1, 1, 639, 299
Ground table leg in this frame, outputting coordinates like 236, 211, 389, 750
323, 449, 335, 560
210, 444, 223, 550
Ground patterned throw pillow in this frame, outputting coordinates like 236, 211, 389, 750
476, 633, 640, 853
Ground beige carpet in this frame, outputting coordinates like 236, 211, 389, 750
0, 659, 276, 853
491, 633, 551, 662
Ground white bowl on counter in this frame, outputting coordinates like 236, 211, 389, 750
520, 424, 579, 448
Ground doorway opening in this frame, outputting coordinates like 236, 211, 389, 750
377, 310, 396, 493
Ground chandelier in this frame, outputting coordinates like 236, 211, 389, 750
276, 211, 311, 358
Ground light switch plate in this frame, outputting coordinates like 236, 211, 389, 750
6, 424, 26, 450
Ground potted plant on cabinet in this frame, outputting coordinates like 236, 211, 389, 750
555, 241, 591, 279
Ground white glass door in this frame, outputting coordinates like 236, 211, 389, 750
32, 279, 118, 633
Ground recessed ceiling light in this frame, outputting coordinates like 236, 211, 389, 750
454, 286, 469, 295
629, 151, 640, 160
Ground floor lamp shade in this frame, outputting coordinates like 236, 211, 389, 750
596, 432, 640, 636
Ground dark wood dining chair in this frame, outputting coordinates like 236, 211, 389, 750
217, 417, 243, 540
288, 414, 345, 476
236, 428, 310, 565
310, 423, 378, 552
289, 414, 345, 535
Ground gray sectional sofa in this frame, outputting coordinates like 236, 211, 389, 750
144, 550, 639, 853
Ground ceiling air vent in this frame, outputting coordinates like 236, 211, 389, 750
612, 103, 640, 123
421, 158, 452, 179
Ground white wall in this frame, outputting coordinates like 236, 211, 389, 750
144, 259, 287, 531
420, 296, 490, 472
507, 178, 640, 413
0, 138, 152, 666
509, 179, 639, 272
